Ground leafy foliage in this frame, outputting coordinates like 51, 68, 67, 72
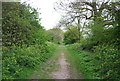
93, 44, 119, 79
2, 43, 57, 79
2, 2, 57, 79
64, 25, 80, 44
67, 43, 120, 80
47, 28, 63, 44
2, 2, 44, 47
64, 2, 120, 79
66, 44, 95, 79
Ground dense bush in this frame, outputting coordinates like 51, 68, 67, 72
67, 43, 120, 80
2, 2, 57, 79
2, 42, 57, 79
2, 2, 44, 47
64, 25, 80, 44
93, 44, 120, 79
66, 44, 95, 79
62, 1, 120, 80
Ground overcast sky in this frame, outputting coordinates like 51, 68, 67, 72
21, 0, 61, 30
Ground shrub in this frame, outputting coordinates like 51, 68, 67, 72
67, 43, 120, 80
2, 43, 57, 79
93, 44, 120, 79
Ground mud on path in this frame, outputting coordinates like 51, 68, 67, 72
29, 45, 83, 79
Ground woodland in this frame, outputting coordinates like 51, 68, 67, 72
1, 0, 120, 80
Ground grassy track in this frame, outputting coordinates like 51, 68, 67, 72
66, 45, 96, 79
29, 46, 61, 79
29, 45, 83, 79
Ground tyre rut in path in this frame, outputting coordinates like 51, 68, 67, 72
50, 45, 83, 79
51, 52, 70, 79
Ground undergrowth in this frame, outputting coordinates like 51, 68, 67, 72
2, 42, 57, 79
66, 43, 95, 79
66, 43, 119, 80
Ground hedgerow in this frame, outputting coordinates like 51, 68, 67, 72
2, 2, 57, 79
93, 44, 120, 79
2, 43, 57, 79
67, 43, 120, 80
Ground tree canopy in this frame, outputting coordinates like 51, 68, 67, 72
47, 28, 64, 44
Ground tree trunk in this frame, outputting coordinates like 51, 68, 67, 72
77, 19, 81, 43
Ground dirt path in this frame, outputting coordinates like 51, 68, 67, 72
29, 45, 83, 79
51, 52, 70, 79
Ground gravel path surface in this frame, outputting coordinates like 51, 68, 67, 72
51, 52, 70, 79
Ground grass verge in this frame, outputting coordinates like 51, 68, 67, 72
66, 44, 96, 79
2, 42, 58, 79
29, 45, 62, 79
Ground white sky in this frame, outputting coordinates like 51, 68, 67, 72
21, 0, 61, 30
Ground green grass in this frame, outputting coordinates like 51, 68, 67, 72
26, 43, 59, 79
17, 67, 33, 79
66, 43, 120, 80
66, 45, 96, 79
2, 43, 58, 79
29, 45, 62, 79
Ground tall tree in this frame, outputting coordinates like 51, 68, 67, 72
55, 0, 119, 43
2, 2, 44, 47
64, 25, 80, 44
